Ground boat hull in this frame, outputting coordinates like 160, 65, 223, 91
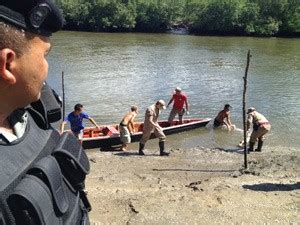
81, 118, 211, 149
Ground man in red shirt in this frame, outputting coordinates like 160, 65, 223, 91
167, 87, 189, 124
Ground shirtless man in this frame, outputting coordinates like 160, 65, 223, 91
119, 106, 138, 151
214, 104, 235, 131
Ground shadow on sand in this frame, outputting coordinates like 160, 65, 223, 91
243, 182, 300, 192
114, 152, 160, 157
152, 168, 236, 173
100, 146, 122, 151
213, 147, 245, 154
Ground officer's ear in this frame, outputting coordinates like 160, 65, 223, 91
0, 48, 17, 85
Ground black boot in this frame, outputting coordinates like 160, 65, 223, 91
248, 142, 255, 153
139, 143, 145, 155
256, 140, 263, 152
159, 141, 169, 156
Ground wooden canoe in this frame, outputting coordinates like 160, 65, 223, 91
81, 118, 211, 149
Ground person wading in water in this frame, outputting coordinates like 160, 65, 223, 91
246, 107, 271, 152
213, 104, 235, 131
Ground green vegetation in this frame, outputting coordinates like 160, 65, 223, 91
57, 0, 300, 36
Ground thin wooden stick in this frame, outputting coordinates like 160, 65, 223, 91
62, 71, 65, 120
243, 50, 251, 169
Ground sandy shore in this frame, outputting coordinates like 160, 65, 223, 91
85, 144, 300, 224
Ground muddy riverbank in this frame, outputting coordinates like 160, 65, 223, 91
85, 145, 300, 224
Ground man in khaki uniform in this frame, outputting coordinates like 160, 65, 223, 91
247, 107, 271, 152
139, 100, 169, 156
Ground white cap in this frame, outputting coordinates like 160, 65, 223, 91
175, 87, 182, 92
247, 107, 256, 114
157, 100, 166, 109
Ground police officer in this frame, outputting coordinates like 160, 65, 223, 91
247, 107, 271, 152
139, 100, 169, 156
0, 1, 91, 224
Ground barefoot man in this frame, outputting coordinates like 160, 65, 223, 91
119, 106, 138, 151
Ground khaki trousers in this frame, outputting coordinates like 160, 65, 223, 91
140, 125, 166, 144
250, 124, 271, 143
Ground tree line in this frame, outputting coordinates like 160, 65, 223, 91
56, 0, 300, 37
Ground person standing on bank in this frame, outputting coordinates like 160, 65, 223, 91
139, 100, 169, 156
119, 106, 138, 151
60, 103, 100, 139
247, 107, 271, 152
213, 104, 235, 131
167, 87, 189, 125
0, 1, 91, 223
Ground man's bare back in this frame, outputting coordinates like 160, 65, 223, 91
121, 111, 136, 125
119, 106, 138, 151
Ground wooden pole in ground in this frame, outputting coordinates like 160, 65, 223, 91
62, 71, 65, 120
243, 50, 251, 169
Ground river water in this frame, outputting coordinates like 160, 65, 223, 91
47, 31, 300, 150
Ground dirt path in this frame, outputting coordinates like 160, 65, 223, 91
86, 146, 300, 224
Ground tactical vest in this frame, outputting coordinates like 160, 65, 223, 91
0, 83, 91, 225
